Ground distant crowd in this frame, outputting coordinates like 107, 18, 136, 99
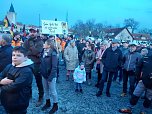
0, 28, 152, 114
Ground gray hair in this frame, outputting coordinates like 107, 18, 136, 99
2, 34, 12, 45
141, 48, 148, 54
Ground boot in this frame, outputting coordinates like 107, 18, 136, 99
36, 96, 43, 107
80, 89, 83, 94
41, 99, 51, 111
96, 91, 102, 97
87, 79, 92, 86
66, 75, 69, 81
49, 103, 58, 114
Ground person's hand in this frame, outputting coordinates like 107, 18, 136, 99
0, 77, 13, 85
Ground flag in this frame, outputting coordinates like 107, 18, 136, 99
22, 25, 26, 36
66, 11, 68, 24
4, 16, 10, 27
10, 23, 14, 37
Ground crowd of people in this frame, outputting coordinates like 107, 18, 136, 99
0, 28, 152, 114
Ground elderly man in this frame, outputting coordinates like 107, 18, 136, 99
0, 34, 13, 72
96, 39, 122, 97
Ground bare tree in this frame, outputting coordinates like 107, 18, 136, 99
123, 18, 139, 33
138, 28, 152, 34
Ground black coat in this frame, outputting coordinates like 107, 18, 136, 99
102, 47, 122, 72
0, 45, 13, 72
0, 61, 33, 112
136, 56, 152, 89
40, 49, 58, 81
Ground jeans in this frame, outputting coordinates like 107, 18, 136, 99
42, 77, 58, 103
123, 69, 137, 95
99, 70, 114, 93
34, 63, 44, 98
76, 83, 82, 90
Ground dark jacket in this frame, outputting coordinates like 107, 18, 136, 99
82, 49, 95, 73
119, 46, 129, 57
23, 37, 44, 63
40, 49, 57, 81
136, 56, 152, 89
123, 51, 141, 71
0, 59, 33, 112
102, 47, 122, 72
0, 45, 13, 72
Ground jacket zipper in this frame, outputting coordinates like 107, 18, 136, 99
127, 54, 132, 71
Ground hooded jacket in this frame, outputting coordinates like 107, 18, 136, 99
73, 66, 86, 83
0, 59, 33, 112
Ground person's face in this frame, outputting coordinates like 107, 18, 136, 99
141, 50, 147, 56
123, 42, 129, 48
43, 42, 50, 49
82, 40, 86, 44
111, 43, 118, 47
129, 46, 136, 52
80, 65, 84, 70
12, 51, 27, 66
71, 42, 75, 47
100, 45, 105, 50
86, 42, 89, 47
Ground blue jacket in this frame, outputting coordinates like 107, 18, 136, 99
40, 49, 58, 81
102, 47, 122, 72
0, 45, 13, 72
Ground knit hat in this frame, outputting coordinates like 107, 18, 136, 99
80, 62, 84, 66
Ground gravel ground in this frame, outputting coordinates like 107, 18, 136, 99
0, 61, 152, 114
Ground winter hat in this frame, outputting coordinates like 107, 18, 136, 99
80, 62, 84, 66
111, 39, 120, 44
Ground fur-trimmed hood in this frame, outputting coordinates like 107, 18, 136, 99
12, 59, 34, 67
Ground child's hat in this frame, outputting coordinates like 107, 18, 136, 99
80, 62, 84, 65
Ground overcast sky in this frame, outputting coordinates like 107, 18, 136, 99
0, 0, 152, 28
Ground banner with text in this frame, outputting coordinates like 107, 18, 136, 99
42, 20, 68, 34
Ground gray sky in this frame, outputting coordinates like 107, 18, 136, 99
0, 0, 152, 28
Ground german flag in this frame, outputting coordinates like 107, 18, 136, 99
10, 23, 14, 37
22, 24, 26, 36
4, 16, 10, 27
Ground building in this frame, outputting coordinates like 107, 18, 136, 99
7, 3, 16, 24
101, 27, 133, 42
132, 33, 152, 44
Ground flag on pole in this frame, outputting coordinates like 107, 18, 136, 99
22, 24, 26, 36
4, 16, 10, 27
10, 23, 14, 37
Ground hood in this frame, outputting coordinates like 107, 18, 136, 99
12, 59, 34, 67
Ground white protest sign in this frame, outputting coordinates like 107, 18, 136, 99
42, 20, 68, 35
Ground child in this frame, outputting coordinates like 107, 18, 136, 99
0, 46, 34, 114
73, 62, 86, 93
40, 39, 58, 114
